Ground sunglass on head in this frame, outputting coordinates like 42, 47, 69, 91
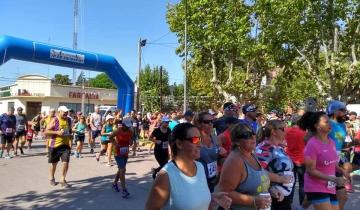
201, 119, 213, 124
185, 136, 201, 145
236, 131, 255, 140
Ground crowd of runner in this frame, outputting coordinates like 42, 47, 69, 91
1, 100, 360, 210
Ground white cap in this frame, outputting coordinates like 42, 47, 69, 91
49, 108, 55, 112
58, 106, 69, 112
105, 115, 114, 122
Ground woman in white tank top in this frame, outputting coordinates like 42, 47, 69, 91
145, 123, 232, 210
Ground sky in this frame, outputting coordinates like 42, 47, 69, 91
0, 0, 183, 86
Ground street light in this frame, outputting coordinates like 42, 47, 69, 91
136, 38, 147, 111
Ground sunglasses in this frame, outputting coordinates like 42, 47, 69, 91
277, 127, 285, 132
201, 119, 213, 124
236, 131, 255, 140
185, 136, 202, 145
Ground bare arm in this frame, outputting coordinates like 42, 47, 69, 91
44, 119, 62, 136
145, 171, 170, 210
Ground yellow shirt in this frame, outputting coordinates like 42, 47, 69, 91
49, 117, 71, 148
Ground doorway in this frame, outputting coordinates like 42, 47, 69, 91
26, 102, 42, 119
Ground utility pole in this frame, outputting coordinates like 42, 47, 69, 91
136, 38, 146, 111
183, 0, 188, 112
73, 0, 79, 85
160, 66, 163, 112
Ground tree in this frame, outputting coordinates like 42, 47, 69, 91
75, 71, 87, 86
139, 65, 171, 112
89, 73, 116, 89
53, 74, 71, 85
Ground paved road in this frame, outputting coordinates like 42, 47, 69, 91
1, 139, 360, 210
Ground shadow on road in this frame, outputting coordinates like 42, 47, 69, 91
0, 173, 153, 210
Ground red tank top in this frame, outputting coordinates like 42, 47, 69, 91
114, 128, 132, 157
223, 129, 232, 154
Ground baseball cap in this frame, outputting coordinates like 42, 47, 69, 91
349, 111, 357, 116
326, 100, 346, 115
49, 108, 56, 112
58, 106, 69, 112
224, 102, 238, 112
184, 110, 194, 117
105, 115, 114, 122
17, 107, 23, 111
242, 104, 257, 114
269, 109, 279, 115
161, 116, 171, 123
77, 111, 83, 115
122, 118, 133, 128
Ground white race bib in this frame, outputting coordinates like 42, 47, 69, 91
133, 122, 138, 127
106, 136, 110, 141
345, 135, 352, 143
119, 147, 129, 155
63, 128, 70, 136
17, 125, 25, 130
162, 141, 169, 149
207, 161, 217, 178
5, 128, 13, 133
327, 180, 336, 189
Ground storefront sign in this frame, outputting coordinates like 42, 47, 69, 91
17, 89, 45, 97
69, 91, 99, 99
50, 49, 85, 64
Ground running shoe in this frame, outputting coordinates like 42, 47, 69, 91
19, 148, 24, 155
106, 163, 112, 167
50, 179, 57, 186
112, 183, 120, 192
0, 150, 3, 158
95, 153, 100, 162
4, 154, 12, 159
76, 152, 80, 158
122, 189, 130, 198
90, 148, 94, 154
78, 153, 83, 158
60, 180, 71, 188
14, 152, 18, 156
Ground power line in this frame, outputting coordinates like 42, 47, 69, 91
149, 31, 172, 44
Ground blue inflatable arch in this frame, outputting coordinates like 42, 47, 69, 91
0, 35, 134, 114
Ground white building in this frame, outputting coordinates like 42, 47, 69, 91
0, 75, 117, 118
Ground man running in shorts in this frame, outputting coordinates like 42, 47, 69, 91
14, 107, 28, 156
89, 106, 102, 154
109, 118, 133, 198
43, 109, 56, 155
0, 107, 16, 158
44, 106, 72, 188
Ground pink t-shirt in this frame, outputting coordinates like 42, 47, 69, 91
304, 136, 338, 194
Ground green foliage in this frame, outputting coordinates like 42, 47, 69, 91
89, 73, 116, 89
53, 74, 71, 85
167, 0, 360, 112
75, 71, 88, 86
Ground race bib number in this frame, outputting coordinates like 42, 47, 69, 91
162, 141, 169, 149
118, 124, 122, 128
5, 128, 13, 133
327, 180, 336, 189
207, 161, 217, 178
119, 147, 129, 155
106, 136, 110, 141
133, 122, 138, 127
345, 135, 352, 143
17, 125, 25, 130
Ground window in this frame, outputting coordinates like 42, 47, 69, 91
59, 103, 94, 114
8, 102, 15, 110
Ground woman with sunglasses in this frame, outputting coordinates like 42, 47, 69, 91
145, 123, 232, 210
218, 123, 271, 210
256, 120, 294, 210
194, 111, 227, 192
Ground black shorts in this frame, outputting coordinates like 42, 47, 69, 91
48, 145, 71, 163
306, 192, 338, 205
101, 140, 110, 145
0, 134, 14, 145
15, 130, 26, 138
91, 130, 101, 139
34, 125, 40, 132
75, 135, 85, 142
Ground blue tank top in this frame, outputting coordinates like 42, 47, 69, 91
101, 124, 113, 141
162, 161, 211, 210
328, 120, 347, 151
231, 155, 270, 210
